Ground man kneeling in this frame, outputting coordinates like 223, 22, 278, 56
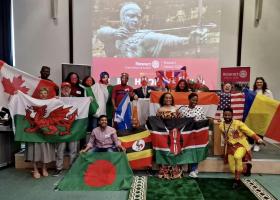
219, 107, 264, 189
80, 115, 125, 153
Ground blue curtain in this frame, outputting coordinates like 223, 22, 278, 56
0, 0, 12, 65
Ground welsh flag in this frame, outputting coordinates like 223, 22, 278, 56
8, 91, 90, 143
149, 91, 219, 118
0, 60, 58, 107
57, 152, 133, 191
147, 117, 209, 165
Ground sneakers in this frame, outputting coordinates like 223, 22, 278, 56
189, 171, 198, 178
253, 144, 260, 152
52, 169, 62, 177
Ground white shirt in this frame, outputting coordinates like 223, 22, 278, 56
178, 105, 207, 121
255, 89, 274, 99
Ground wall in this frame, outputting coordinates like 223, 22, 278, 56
218, 0, 240, 88
73, 0, 92, 65
13, 0, 69, 84
242, 0, 280, 99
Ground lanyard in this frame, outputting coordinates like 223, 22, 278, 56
223, 121, 233, 137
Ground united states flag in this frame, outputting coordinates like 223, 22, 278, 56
215, 92, 245, 121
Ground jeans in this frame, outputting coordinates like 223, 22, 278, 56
91, 146, 117, 152
56, 141, 78, 170
190, 163, 198, 172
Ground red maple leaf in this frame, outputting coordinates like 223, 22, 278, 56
2, 75, 30, 95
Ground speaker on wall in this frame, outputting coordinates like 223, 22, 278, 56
62, 63, 91, 83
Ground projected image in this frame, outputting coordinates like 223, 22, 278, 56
92, 0, 221, 88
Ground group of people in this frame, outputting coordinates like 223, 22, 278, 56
23, 65, 274, 189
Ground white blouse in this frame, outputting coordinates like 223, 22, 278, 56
178, 105, 207, 121
255, 89, 274, 99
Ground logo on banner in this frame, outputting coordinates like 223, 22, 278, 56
151, 60, 160, 69
239, 70, 248, 78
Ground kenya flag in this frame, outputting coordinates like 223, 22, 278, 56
8, 91, 90, 143
118, 128, 153, 169
0, 60, 57, 107
57, 152, 133, 191
147, 117, 209, 165
149, 91, 219, 118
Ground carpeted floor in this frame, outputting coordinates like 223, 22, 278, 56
1, 168, 279, 200
0, 168, 129, 200
146, 177, 258, 200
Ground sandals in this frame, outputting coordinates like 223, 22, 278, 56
171, 165, 182, 179
158, 166, 170, 179
42, 169, 49, 177
33, 171, 41, 179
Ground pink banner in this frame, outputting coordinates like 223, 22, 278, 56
221, 67, 250, 83
92, 58, 218, 89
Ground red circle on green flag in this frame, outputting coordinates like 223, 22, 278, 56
84, 160, 116, 187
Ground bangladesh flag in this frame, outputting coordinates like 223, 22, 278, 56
8, 91, 90, 143
147, 117, 209, 165
57, 152, 133, 191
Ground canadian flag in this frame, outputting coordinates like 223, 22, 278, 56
0, 60, 58, 107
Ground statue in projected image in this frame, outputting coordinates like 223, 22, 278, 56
96, 2, 206, 58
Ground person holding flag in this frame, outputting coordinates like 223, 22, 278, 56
250, 77, 273, 152
178, 92, 207, 178
80, 115, 125, 153
25, 87, 56, 179
155, 92, 182, 179
53, 82, 78, 177
219, 107, 264, 189
112, 73, 134, 111
39, 66, 59, 95
99, 71, 114, 126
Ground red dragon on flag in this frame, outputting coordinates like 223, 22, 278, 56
24, 105, 78, 135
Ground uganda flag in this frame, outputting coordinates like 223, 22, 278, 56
118, 127, 153, 170
57, 152, 133, 191
147, 117, 209, 165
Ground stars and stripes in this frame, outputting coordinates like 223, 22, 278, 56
215, 92, 245, 120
